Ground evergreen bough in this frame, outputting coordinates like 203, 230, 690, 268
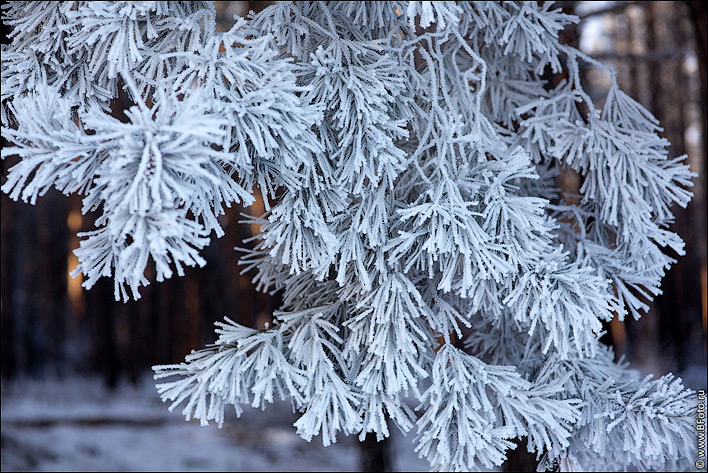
1, 2, 697, 470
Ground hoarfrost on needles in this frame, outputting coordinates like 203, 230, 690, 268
1, 1, 697, 471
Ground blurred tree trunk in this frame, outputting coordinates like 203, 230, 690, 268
653, 1, 703, 374
360, 434, 391, 472
688, 1, 707, 160
85, 278, 119, 389
687, 0, 708, 359
641, 2, 707, 378
0, 158, 16, 379
503, 439, 538, 473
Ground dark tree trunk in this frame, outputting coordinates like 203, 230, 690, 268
687, 0, 708, 359
85, 277, 119, 389
503, 439, 539, 473
359, 433, 391, 473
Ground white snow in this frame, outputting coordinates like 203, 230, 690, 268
1, 375, 430, 472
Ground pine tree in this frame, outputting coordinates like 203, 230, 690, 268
1, 2, 697, 471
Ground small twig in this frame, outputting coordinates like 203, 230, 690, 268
579, 1, 643, 19
590, 50, 691, 62
2, 417, 170, 427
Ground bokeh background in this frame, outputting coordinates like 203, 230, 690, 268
2, 1, 706, 471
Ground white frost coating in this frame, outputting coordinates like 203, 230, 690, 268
1, 1, 696, 471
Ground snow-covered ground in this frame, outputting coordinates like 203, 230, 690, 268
1, 375, 430, 472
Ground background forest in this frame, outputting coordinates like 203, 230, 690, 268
1, 1, 706, 471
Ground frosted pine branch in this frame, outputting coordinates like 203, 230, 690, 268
1, 1, 697, 471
